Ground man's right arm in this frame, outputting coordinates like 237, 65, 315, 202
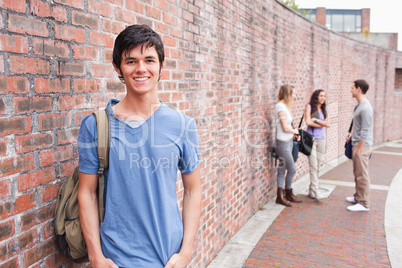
78, 172, 118, 268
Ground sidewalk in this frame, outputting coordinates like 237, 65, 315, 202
207, 139, 402, 268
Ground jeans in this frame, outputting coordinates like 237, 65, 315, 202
276, 139, 296, 189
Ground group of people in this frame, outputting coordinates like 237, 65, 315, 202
76, 24, 374, 268
273, 81, 374, 213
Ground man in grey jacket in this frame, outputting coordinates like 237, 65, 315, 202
345, 79, 373, 212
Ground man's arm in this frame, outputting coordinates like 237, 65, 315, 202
78, 172, 118, 268
164, 166, 201, 268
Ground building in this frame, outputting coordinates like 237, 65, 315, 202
301, 7, 398, 50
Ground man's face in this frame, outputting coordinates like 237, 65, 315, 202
351, 83, 359, 98
114, 45, 163, 96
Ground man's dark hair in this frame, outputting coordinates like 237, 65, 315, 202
113, 24, 164, 77
354, 79, 369, 94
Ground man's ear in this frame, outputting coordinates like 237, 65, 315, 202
113, 63, 122, 77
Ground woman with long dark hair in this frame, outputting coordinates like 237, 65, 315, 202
305, 89, 331, 200
274, 85, 303, 207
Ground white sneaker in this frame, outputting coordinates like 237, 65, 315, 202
346, 196, 356, 204
347, 203, 369, 212
315, 191, 324, 200
308, 190, 316, 199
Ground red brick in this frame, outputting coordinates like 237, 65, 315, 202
104, 49, 113, 63
101, 18, 112, 33
45, 252, 69, 267
88, 0, 113, 18
0, 55, 4, 73
72, 10, 99, 29
0, 230, 37, 262
21, 202, 56, 231
15, 132, 54, 154
0, 219, 15, 241
112, 21, 125, 34
0, 97, 5, 115
155, 0, 169, 11
154, 21, 169, 35
59, 160, 77, 178
146, 6, 161, 20
32, 39, 69, 58
35, 77, 70, 94
114, 7, 135, 24
0, 76, 29, 94
24, 239, 58, 267
0, 256, 18, 268
39, 145, 73, 166
75, 110, 95, 126
9, 56, 50, 75
54, 0, 84, 9
89, 31, 114, 48
106, 80, 125, 92
13, 96, 52, 114
38, 113, 71, 131
126, 0, 144, 13
72, 44, 99, 61
57, 95, 86, 110
58, 127, 79, 145
8, 14, 48, 37
0, 117, 31, 136
17, 168, 56, 194
90, 63, 114, 77
40, 184, 59, 203
103, 0, 122, 5
42, 221, 54, 240
54, 24, 85, 43
0, 0, 26, 12
163, 12, 176, 25
0, 33, 29, 54
30, 0, 67, 23
0, 178, 11, 199
89, 93, 114, 109
0, 192, 36, 220
57, 61, 86, 76
74, 78, 101, 93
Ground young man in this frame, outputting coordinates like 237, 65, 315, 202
77, 25, 201, 268
345, 79, 373, 212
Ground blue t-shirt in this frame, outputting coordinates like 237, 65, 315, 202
77, 99, 200, 267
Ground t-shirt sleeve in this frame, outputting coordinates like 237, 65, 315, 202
276, 102, 286, 114
359, 107, 373, 143
178, 118, 200, 174
77, 114, 99, 174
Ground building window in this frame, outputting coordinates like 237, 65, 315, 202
325, 9, 362, 32
301, 9, 316, 21
395, 68, 402, 91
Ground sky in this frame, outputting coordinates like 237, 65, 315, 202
295, 0, 402, 51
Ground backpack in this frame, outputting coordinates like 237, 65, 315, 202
54, 109, 110, 263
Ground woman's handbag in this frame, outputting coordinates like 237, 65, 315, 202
345, 120, 353, 159
297, 113, 314, 156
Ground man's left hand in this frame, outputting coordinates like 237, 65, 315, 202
164, 253, 190, 268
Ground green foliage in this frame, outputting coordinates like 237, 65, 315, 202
280, 0, 300, 12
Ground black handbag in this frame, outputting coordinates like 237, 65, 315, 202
345, 120, 353, 159
297, 113, 314, 156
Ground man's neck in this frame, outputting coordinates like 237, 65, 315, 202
356, 94, 367, 104
116, 93, 161, 120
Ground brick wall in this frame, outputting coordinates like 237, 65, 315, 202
1, 0, 402, 267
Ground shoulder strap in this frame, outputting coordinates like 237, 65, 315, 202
92, 109, 110, 222
298, 111, 304, 129
348, 120, 353, 133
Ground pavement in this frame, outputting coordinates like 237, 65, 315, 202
207, 139, 402, 268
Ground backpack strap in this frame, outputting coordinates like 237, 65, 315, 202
92, 109, 110, 223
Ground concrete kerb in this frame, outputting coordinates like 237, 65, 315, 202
384, 140, 402, 268
206, 139, 402, 268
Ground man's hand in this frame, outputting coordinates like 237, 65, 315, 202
346, 134, 351, 143
164, 252, 190, 268
91, 256, 119, 268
